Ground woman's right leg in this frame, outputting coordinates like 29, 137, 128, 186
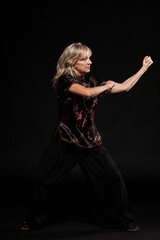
22, 136, 76, 229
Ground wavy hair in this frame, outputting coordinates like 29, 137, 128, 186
52, 43, 92, 88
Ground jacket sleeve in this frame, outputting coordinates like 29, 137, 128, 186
61, 75, 77, 94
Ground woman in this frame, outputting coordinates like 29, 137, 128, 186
20, 43, 153, 232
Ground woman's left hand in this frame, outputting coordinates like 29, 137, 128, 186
106, 80, 115, 91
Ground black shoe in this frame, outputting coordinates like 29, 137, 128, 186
20, 221, 31, 231
20, 220, 44, 231
123, 222, 140, 232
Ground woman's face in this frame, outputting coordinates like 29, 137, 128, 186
74, 53, 92, 76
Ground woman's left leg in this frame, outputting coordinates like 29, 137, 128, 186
78, 145, 135, 226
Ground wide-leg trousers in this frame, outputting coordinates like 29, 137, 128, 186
25, 135, 135, 226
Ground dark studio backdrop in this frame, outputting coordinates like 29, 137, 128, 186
2, 2, 160, 222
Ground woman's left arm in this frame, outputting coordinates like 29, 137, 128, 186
108, 56, 153, 94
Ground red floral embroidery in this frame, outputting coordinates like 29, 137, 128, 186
55, 75, 104, 148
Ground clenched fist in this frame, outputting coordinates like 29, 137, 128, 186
143, 56, 153, 71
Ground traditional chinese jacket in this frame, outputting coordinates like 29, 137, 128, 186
53, 74, 106, 148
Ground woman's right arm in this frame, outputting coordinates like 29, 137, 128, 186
68, 82, 115, 97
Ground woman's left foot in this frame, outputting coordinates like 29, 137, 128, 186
123, 222, 140, 232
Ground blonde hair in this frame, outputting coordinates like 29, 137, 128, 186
52, 42, 92, 88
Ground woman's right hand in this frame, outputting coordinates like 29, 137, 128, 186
142, 56, 153, 71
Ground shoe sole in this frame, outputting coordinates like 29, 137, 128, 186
127, 228, 140, 232
20, 227, 31, 231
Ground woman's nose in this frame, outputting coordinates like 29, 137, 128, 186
87, 59, 92, 65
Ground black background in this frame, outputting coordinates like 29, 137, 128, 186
2, 2, 160, 238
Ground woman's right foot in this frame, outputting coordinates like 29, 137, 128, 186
20, 221, 31, 231
20, 220, 44, 231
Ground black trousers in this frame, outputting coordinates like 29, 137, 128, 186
25, 135, 135, 226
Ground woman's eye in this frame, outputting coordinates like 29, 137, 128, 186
81, 58, 87, 61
